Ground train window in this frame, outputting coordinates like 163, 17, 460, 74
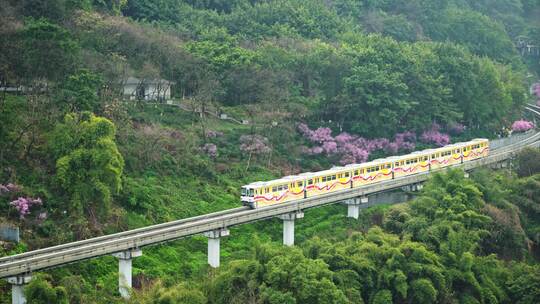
354, 170, 359, 176
308, 179, 313, 185
385, 164, 391, 169
284, 185, 288, 190
375, 166, 379, 171
272, 187, 277, 192
332, 175, 336, 180
297, 181, 302, 187
322, 176, 326, 182
345, 172, 350, 177
395, 162, 399, 166
423, 156, 428, 161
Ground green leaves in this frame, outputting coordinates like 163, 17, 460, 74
49, 112, 124, 223
58, 69, 103, 112
18, 18, 80, 82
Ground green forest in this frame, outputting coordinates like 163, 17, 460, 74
1, 0, 540, 303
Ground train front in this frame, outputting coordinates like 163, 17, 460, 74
241, 186, 256, 208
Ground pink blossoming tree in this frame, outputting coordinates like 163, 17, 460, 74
298, 124, 417, 165
201, 143, 218, 158
2, 183, 44, 220
240, 134, 272, 169
9, 197, 43, 219
420, 123, 450, 146
511, 120, 534, 132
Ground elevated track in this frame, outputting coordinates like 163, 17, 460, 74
1, 124, 540, 280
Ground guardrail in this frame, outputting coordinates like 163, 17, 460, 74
1, 130, 539, 279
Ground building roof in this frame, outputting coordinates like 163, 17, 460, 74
124, 77, 175, 85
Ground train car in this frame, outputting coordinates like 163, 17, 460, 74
463, 138, 489, 161
241, 138, 490, 208
393, 150, 431, 178
241, 176, 298, 208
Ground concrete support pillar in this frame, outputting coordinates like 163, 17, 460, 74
112, 248, 142, 299
7, 275, 32, 304
344, 199, 361, 219
348, 203, 360, 219
279, 211, 304, 246
464, 172, 470, 178
204, 228, 230, 268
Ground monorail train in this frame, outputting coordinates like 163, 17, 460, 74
241, 138, 489, 209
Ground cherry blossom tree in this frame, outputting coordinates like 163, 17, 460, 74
240, 134, 272, 169
420, 123, 450, 146
10, 197, 42, 219
298, 124, 417, 164
201, 143, 218, 158
511, 120, 534, 132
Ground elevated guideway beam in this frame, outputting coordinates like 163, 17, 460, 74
0, 129, 539, 286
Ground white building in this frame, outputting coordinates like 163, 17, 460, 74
123, 77, 174, 101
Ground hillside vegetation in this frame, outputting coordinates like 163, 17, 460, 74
1, 0, 540, 303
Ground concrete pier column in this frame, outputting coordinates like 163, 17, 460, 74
204, 228, 230, 268
344, 199, 360, 219
7, 275, 32, 304
112, 248, 142, 299
279, 211, 304, 246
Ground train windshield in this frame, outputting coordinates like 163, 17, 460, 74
241, 187, 255, 197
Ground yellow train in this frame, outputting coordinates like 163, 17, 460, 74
241, 138, 489, 208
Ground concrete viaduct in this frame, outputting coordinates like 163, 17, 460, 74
1, 127, 540, 303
